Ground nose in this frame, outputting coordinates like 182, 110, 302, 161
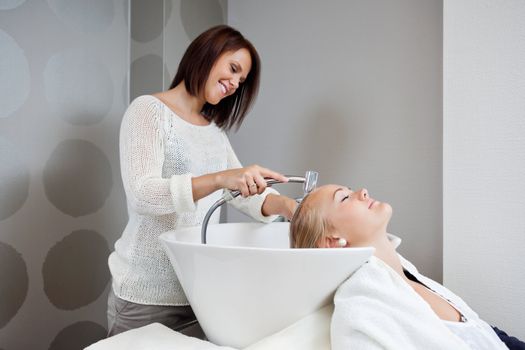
358, 188, 368, 201
230, 77, 239, 90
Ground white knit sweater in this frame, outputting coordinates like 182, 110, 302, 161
108, 95, 278, 306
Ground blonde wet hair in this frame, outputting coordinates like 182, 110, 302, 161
289, 193, 333, 248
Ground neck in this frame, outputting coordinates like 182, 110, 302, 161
168, 82, 205, 115
369, 231, 407, 280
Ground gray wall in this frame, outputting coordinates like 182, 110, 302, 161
227, 0, 444, 281
0, 1, 228, 349
130, 0, 228, 98
129, 0, 167, 101
444, 0, 525, 339
0, 0, 128, 349
164, 0, 228, 90
0, 1, 446, 348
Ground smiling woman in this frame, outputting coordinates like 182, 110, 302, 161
106, 25, 297, 339
290, 185, 525, 350
203, 48, 251, 105
165, 25, 259, 130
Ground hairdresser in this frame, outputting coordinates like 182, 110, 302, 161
106, 25, 297, 338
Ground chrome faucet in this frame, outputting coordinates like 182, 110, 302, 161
201, 170, 318, 244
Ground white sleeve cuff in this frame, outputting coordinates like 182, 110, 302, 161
230, 187, 280, 223
169, 173, 196, 213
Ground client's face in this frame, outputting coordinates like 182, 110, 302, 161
309, 184, 392, 247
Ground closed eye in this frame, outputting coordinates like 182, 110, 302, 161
341, 195, 350, 202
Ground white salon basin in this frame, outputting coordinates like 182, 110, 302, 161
159, 222, 374, 348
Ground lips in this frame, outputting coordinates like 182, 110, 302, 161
368, 200, 375, 209
219, 82, 229, 95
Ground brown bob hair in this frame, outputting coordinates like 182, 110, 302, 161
170, 25, 261, 131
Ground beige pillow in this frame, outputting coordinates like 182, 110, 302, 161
84, 323, 236, 350
85, 306, 332, 350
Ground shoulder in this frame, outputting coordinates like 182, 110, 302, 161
332, 259, 395, 328
214, 128, 231, 143
335, 257, 393, 299
122, 95, 165, 125
119, 96, 168, 136
128, 95, 163, 113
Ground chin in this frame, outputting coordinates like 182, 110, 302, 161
204, 91, 221, 105
207, 97, 220, 105
383, 202, 393, 217
378, 202, 393, 223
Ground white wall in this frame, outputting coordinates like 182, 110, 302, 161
227, 0, 444, 281
444, 0, 525, 339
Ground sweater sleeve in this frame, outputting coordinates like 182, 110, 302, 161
119, 96, 196, 216
222, 132, 279, 223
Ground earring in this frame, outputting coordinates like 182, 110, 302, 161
337, 238, 347, 247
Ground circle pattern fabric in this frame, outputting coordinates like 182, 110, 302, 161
43, 49, 114, 126
0, 0, 26, 11
43, 139, 113, 217
130, 0, 172, 42
0, 241, 29, 329
47, 0, 114, 34
0, 137, 30, 221
48, 321, 107, 350
0, 30, 30, 119
42, 230, 111, 310
180, 0, 224, 40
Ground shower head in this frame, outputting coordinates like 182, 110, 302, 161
203, 170, 319, 242
303, 170, 318, 195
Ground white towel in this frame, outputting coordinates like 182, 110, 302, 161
331, 255, 472, 350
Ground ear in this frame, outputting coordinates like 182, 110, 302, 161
318, 236, 332, 248
322, 236, 349, 248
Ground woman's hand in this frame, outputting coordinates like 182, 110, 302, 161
262, 194, 298, 220
281, 196, 298, 220
216, 165, 288, 197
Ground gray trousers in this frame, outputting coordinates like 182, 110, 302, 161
106, 288, 206, 339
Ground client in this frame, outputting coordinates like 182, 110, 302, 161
290, 184, 524, 350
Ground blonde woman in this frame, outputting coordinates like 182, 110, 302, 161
290, 184, 523, 350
